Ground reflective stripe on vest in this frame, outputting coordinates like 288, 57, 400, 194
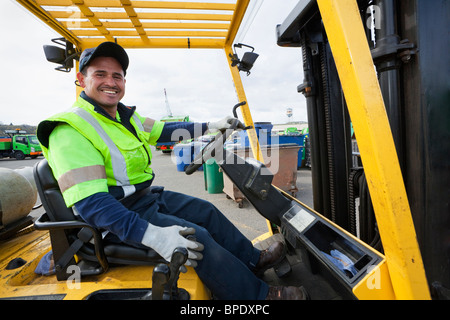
142, 117, 156, 133
58, 165, 107, 193
72, 107, 137, 197
133, 113, 144, 132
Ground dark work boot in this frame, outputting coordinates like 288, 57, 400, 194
253, 241, 287, 276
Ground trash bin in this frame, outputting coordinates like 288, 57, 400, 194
173, 143, 193, 172
238, 122, 273, 147
225, 143, 300, 201
223, 172, 246, 208
274, 134, 305, 168
203, 158, 223, 194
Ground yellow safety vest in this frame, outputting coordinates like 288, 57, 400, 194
37, 96, 165, 207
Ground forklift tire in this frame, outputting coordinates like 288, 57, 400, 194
15, 151, 25, 160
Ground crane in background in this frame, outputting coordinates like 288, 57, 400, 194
164, 88, 173, 118
156, 89, 190, 153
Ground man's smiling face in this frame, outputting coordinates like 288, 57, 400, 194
77, 56, 126, 114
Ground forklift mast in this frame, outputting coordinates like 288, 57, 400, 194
277, 0, 449, 299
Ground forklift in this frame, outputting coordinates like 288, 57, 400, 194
0, 0, 447, 300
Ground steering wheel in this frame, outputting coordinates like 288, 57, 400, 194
185, 119, 240, 175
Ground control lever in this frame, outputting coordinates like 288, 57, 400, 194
232, 101, 246, 118
166, 247, 189, 299
232, 101, 253, 131
143, 263, 170, 300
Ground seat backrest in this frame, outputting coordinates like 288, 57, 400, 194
34, 159, 76, 222
33, 158, 165, 273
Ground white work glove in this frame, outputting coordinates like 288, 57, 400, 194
141, 223, 204, 270
208, 116, 239, 133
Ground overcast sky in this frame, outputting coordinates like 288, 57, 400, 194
0, 0, 306, 126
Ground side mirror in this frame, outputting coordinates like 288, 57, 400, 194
229, 43, 259, 76
43, 38, 78, 72
43, 45, 66, 64
239, 52, 259, 74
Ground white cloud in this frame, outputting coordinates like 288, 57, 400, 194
0, 0, 307, 126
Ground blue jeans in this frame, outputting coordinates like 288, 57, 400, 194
128, 188, 269, 300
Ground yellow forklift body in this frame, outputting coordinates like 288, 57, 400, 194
2, 0, 435, 300
0, 229, 209, 300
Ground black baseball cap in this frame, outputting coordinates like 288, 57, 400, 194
79, 42, 129, 75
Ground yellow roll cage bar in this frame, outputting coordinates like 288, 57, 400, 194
15, 0, 430, 299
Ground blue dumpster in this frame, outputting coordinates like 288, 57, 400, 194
238, 122, 273, 147
272, 134, 305, 168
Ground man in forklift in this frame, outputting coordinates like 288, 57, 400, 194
37, 41, 308, 300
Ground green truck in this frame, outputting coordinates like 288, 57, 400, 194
0, 130, 42, 160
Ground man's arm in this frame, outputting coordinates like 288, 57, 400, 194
74, 192, 148, 244
155, 116, 242, 143
157, 122, 208, 143
135, 111, 239, 144
47, 124, 109, 206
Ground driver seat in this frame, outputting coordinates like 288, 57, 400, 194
33, 159, 166, 281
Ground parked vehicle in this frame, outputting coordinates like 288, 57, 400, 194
0, 129, 42, 160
